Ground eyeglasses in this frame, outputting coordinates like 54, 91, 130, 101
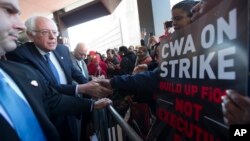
33, 30, 59, 37
79, 52, 87, 57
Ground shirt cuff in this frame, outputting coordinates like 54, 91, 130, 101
90, 99, 95, 112
75, 85, 81, 97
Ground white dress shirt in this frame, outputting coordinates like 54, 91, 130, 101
36, 47, 67, 84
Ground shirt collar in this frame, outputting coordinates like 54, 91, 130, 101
35, 46, 51, 56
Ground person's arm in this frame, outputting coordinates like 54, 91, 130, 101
77, 80, 113, 98
98, 69, 160, 94
41, 77, 112, 116
46, 89, 112, 116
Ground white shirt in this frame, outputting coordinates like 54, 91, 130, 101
36, 47, 67, 84
36, 47, 79, 95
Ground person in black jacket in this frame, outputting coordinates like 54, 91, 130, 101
118, 46, 137, 75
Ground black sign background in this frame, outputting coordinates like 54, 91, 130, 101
156, 0, 248, 141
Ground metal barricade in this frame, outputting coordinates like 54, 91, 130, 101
93, 105, 143, 141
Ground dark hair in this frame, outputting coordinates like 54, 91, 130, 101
119, 46, 128, 53
172, 0, 199, 17
165, 21, 173, 28
106, 49, 115, 55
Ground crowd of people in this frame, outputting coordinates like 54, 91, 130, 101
0, 0, 249, 141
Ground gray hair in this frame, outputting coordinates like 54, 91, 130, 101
25, 16, 37, 34
25, 16, 58, 36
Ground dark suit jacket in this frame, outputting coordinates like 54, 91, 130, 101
6, 42, 87, 95
0, 61, 93, 141
0, 61, 59, 141
6, 43, 92, 141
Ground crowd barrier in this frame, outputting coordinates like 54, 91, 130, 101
93, 105, 143, 141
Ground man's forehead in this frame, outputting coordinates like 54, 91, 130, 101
78, 47, 87, 52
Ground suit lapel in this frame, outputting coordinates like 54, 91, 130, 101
0, 61, 60, 140
76, 60, 82, 72
29, 44, 57, 83
0, 61, 44, 118
0, 61, 40, 100
81, 61, 89, 79
71, 55, 82, 72
53, 47, 70, 82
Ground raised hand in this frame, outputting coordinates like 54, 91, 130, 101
221, 89, 250, 125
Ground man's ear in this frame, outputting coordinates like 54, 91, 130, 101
26, 31, 34, 41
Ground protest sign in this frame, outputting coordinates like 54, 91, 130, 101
157, 0, 249, 140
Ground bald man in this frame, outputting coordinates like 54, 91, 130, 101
71, 43, 90, 81
70, 43, 91, 141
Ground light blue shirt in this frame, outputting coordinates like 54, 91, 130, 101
0, 69, 30, 128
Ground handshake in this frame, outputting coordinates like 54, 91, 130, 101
77, 79, 113, 109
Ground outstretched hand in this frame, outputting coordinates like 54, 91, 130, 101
221, 89, 250, 125
95, 79, 112, 90
78, 80, 113, 98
